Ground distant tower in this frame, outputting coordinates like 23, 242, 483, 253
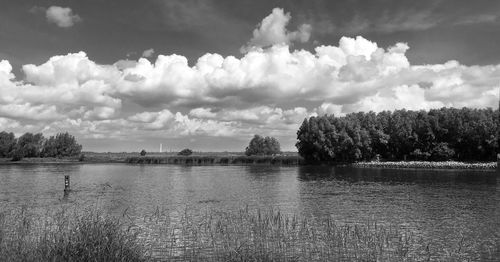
160, 143, 162, 153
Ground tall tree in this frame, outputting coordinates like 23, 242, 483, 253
15, 133, 45, 158
0, 131, 16, 157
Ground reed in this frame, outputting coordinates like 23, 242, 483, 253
125, 155, 304, 165
0, 206, 147, 262
144, 207, 415, 261
1, 205, 497, 261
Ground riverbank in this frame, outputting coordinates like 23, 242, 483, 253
353, 160, 497, 169
0, 157, 81, 164
0, 155, 497, 169
0, 152, 150, 164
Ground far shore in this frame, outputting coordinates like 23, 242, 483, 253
0, 153, 497, 170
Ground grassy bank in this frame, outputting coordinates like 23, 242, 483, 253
0, 157, 82, 164
0, 207, 147, 262
353, 161, 497, 169
1, 206, 497, 261
125, 155, 304, 165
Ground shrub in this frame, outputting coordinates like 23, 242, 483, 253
178, 148, 193, 156
140, 149, 147, 156
410, 149, 431, 160
430, 143, 455, 161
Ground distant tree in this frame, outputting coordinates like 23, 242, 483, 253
245, 135, 281, 156
245, 135, 265, 156
178, 148, 193, 156
41, 132, 82, 157
14, 132, 44, 158
140, 149, 147, 156
0, 131, 16, 157
263, 136, 281, 155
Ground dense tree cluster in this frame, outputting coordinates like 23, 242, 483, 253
296, 108, 499, 162
42, 133, 83, 157
0, 131, 82, 160
245, 135, 281, 156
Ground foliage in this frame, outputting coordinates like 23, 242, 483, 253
409, 149, 431, 161
0, 131, 16, 157
430, 142, 455, 161
296, 107, 499, 162
0, 131, 83, 160
41, 132, 82, 157
140, 149, 147, 156
178, 148, 193, 156
245, 134, 281, 156
11, 149, 24, 161
14, 132, 45, 158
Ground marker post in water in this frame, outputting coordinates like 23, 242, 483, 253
64, 175, 70, 192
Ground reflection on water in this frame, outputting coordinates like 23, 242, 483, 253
0, 164, 498, 259
297, 165, 498, 184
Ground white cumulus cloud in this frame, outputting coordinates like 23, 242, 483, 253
241, 8, 311, 52
46, 6, 81, 28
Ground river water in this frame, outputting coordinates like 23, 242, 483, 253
0, 164, 498, 259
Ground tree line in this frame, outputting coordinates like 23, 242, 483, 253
0, 132, 82, 160
296, 107, 499, 162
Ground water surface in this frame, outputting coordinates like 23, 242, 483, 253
1, 164, 498, 258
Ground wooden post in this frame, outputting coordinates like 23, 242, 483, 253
64, 175, 70, 192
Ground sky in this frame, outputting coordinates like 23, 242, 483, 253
0, 0, 499, 152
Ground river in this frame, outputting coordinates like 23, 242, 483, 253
0, 164, 498, 260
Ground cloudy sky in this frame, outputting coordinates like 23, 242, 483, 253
0, 0, 499, 152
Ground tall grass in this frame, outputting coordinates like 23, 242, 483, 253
1, 205, 497, 261
0, 206, 147, 262
146, 207, 414, 261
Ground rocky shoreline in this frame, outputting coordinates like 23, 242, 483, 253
353, 161, 497, 169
